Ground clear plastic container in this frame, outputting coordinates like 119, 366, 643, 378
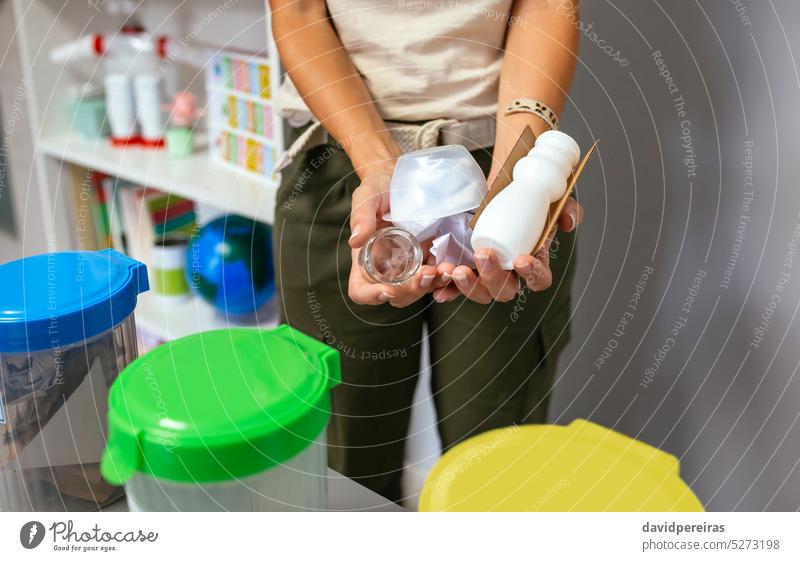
125, 436, 327, 512
0, 250, 149, 511
101, 325, 340, 512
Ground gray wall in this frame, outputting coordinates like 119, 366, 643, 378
552, 0, 800, 511
0, 0, 48, 260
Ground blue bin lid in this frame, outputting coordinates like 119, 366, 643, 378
0, 249, 149, 353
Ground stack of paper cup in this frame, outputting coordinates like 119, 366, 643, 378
104, 74, 137, 139
134, 75, 164, 142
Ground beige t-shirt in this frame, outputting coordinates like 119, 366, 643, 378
277, 0, 512, 125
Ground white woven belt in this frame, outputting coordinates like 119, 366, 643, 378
274, 117, 496, 173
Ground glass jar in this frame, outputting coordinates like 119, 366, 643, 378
358, 227, 423, 285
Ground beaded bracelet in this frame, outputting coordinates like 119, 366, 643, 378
505, 98, 560, 131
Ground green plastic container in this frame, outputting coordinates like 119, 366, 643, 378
165, 126, 194, 158
69, 95, 110, 139
101, 325, 340, 511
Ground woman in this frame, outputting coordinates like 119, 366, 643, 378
270, 0, 583, 503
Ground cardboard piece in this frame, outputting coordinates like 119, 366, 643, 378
470, 125, 598, 255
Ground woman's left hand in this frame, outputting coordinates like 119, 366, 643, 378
433, 197, 583, 304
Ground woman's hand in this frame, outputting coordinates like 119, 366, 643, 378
433, 197, 583, 304
347, 165, 446, 307
347, 245, 442, 307
346, 164, 393, 249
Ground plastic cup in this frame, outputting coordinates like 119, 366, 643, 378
165, 126, 194, 158
384, 145, 487, 223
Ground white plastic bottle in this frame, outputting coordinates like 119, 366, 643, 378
471, 130, 581, 269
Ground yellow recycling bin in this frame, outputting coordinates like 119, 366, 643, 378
420, 419, 703, 512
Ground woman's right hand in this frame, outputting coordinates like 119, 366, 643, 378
347, 166, 444, 307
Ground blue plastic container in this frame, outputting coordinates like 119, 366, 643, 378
0, 249, 148, 511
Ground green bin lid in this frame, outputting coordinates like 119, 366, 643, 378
101, 325, 340, 485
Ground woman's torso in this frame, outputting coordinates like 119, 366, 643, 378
278, 0, 512, 124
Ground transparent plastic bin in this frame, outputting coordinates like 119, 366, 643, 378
125, 436, 327, 512
0, 250, 148, 512
101, 325, 340, 512
0, 318, 139, 511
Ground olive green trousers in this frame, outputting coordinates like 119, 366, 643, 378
273, 133, 575, 502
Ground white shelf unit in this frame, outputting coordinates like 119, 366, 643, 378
135, 291, 279, 342
39, 133, 277, 225
13, 0, 283, 340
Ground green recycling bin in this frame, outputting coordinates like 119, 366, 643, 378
100, 325, 340, 511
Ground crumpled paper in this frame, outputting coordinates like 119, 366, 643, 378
393, 212, 476, 268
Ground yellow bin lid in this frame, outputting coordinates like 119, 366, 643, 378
420, 419, 703, 512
